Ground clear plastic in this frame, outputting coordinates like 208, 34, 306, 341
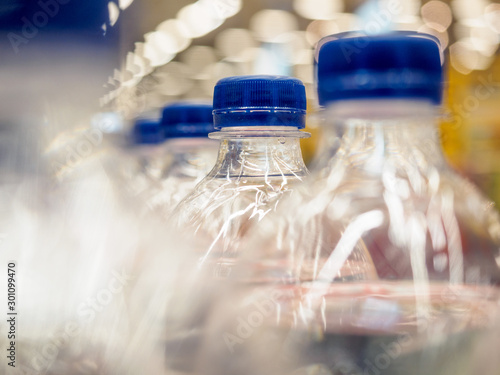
0, 141, 192, 375
306, 100, 500, 283
192, 100, 500, 375
173, 126, 311, 279
148, 138, 218, 217
164, 126, 311, 374
116, 142, 169, 201
105, 137, 218, 217
0, 115, 199, 374
195, 281, 500, 375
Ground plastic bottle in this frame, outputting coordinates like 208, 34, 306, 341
163, 75, 310, 375
173, 75, 311, 279
296, 33, 500, 374
116, 103, 217, 216
123, 115, 167, 201
195, 33, 500, 375
312, 32, 500, 282
149, 102, 218, 216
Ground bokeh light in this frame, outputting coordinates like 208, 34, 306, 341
470, 25, 499, 56
106, 0, 500, 118
133, 43, 154, 78
418, 24, 449, 50
181, 46, 218, 77
143, 33, 176, 67
293, 50, 314, 84
153, 62, 194, 97
215, 28, 256, 61
155, 19, 191, 54
392, 0, 421, 19
421, 1, 452, 32
305, 20, 340, 46
451, 0, 489, 21
450, 40, 483, 74
392, 16, 424, 31
293, 0, 344, 20
211, 0, 242, 19
123, 52, 146, 86
108, 1, 120, 27
118, 0, 134, 11
485, 4, 500, 33
250, 10, 299, 42
200, 61, 238, 96
177, 2, 224, 38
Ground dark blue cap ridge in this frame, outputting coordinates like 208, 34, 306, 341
315, 32, 443, 105
213, 75, 307, 129
161, 101, 214, 138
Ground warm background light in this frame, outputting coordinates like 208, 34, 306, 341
98, 0, 500, 206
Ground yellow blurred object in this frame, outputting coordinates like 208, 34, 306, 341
301, 106, 321, 166
441, 53, 500, 207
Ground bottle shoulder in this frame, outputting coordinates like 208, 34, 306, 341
264, 164, 500, 285
174, 174, 307, 230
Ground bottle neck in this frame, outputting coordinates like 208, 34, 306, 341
128, 143, 168, 181
162, 138, 218, 179
208, 126, 309, 178
320, 100, 447, 176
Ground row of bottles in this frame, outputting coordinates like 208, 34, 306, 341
118, 102, 219, 216
115, 31, 500, 375
11, 31, 498, 375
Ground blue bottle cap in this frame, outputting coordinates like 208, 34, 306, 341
213, 75, 307, 129
161, 102, 214, 138
132, 117, 164, 145
315, 32, 443, 106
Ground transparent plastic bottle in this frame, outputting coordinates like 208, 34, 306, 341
195, 33, 500, 375
121, 115, 167, 201
173, 75, 312, 279
148, 102, 218, 216
164, 75, 311, 375
115, 103, 217, 216
311, 32, 500, 284
0, 117, 191, 375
